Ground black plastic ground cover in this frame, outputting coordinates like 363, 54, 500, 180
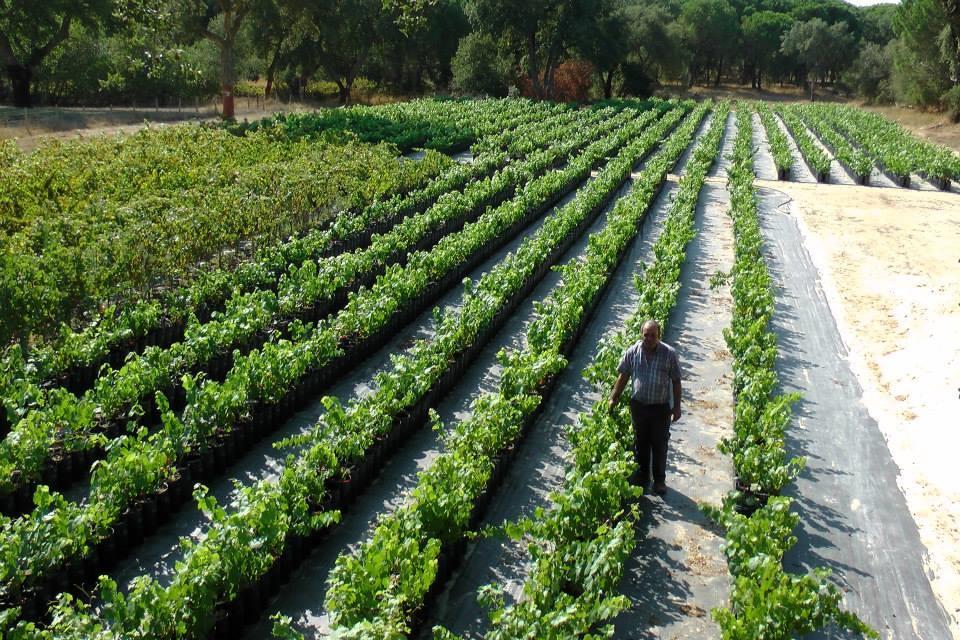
756, 186, 954, 639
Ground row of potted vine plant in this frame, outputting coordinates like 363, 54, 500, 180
432, 101, 731, 640
0, 103, 680, 632
311, 101, 711, 638
0, 100, 561, 411
815, 103, 959, 188
788, 105, 874, 184
4, 98, 560, 395
3, 100, 499, 358
0, 102, 693, 639
0, 105, 628, 510
774, 107, 831, 182
753, 102, 793, 180
703, 106, 878, 639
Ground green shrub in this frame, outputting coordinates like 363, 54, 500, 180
450, 33, 512, 97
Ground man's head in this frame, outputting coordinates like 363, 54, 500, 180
641, 319, 661, 351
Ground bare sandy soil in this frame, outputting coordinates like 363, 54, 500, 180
759, 179, 960, 636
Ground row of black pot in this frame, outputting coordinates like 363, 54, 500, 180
203, 152, 615, 639
44, 186, 453, 398
3, 187, 523, 512
876, 165, 912, 188
808, 131, 872, 186
0, 418, 131, 517
322, 160, 508, 259
793, 148, 830, 184
2, 154, 598, 632
1, 444, 106, 515
6, 461, 199, 623
931, 175, 952, 191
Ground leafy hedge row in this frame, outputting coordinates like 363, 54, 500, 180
754, 102, 792, 177
704, 106, 878, 640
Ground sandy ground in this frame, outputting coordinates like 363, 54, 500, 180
759, 179, 960, 636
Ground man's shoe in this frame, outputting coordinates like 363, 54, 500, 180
653, 481, 667, 496
630, 470, 651, 488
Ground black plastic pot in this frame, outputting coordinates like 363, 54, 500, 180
733, 477, 775, 516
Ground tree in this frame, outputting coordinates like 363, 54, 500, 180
467, 0, 597, 99
741, 11, 792, 89
570, 0, 630, 99
846, 41, 893, 103
451, 32, 512, 96
300, 0, 392, 105
677, 0, 739, 86
859, 4, 897, 45
940, 0, 960, 119
174, 0, 262, 119
0, 0, 114, 107
245, 0, 308, 99
890, 0, 955, 116
626, 2, 687, 82
373, 0, 469, 93
781, 17, 854, 99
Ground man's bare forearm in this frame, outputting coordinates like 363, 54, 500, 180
609, 372, 629, 410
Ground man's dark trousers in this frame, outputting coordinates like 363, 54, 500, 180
628, 399, 671, 485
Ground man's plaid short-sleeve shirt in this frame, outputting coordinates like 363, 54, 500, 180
617, 341, 681, 405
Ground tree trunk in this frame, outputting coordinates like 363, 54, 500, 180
714, 56, 723, 87
264, 39, 283, 99
336, 79, 352, 105
6, 64, 31, 107
525, 31, 546, 99
603, 69, 615, 99
220, 40, 236, 119
756, 69, 762, 91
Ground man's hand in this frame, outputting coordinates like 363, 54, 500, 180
609, 372, 629, 414
672, 406, 681, 422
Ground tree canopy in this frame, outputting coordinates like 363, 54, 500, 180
3, 0, 956, 116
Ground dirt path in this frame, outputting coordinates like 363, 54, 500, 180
756, 180, 960, 639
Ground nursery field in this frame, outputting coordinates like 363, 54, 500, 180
1, 98, 958, 639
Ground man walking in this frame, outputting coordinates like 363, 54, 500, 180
608, 319, 682, 496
